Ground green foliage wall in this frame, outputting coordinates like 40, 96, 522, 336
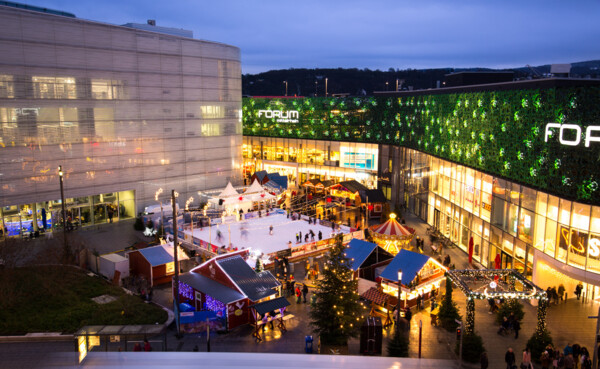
243, 87, 600, 204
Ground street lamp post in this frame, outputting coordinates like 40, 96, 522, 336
283, 81, 288, 96
171, 190, 181, 337
396, 269, 403, 324
155, 188, 165, 239
385, 81, 389, 91
58, 165, 68, 262
325, 78, 328, 97
396, 79, 399, 91
314, 81, 318, 96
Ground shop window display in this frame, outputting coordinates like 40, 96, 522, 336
588, 232, 600, 273
568, 228, 588, 270
544, 220, 557, 258
556, 224, 569, 263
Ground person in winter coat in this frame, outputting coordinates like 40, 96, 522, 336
480, 352, 489, 369
513, 319, 521, 339
540, 350, 552, 369
505, 347, 516, 369
302, 284, 309, 303
522, 347, 532, 369
296, 286, 302, 303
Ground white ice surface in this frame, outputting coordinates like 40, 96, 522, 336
183, 213, 349, 255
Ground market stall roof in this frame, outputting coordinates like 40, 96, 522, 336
371, 216, 414, 237
380, 249, 431, 285
244, 179, 266, 194
360, 287, 396, 306
251, 296, 291, 316
217, 255, 280, 301
320, 180, 335, 188
136, 244, 189, 267
218, 182, 239, 198
332, 180, 368, 194
264, 174, 287, 190
344, 239, 378, 271
180, 272, 245, 305
253, 170, 269, 183
360, 189, 387, 203
302, 179, 321, 187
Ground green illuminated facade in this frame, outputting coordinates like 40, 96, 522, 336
244, 86, 600, 204
244, 82, 600, 293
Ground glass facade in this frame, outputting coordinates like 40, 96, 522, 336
0, 6, 242, 226
388, 146, 600, 285
242, 136, 378, 188
1, 190, 135, 237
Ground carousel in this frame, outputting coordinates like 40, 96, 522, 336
368, 213, 415, 255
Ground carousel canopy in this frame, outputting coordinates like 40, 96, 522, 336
371, 215, 414, 237
380, 249, 431, 286
218, 182, 239, 198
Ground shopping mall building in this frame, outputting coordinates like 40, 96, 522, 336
0, 3, 242, 235
243, 78, 600, 296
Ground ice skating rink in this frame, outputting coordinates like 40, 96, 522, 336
183, 213, 351, 254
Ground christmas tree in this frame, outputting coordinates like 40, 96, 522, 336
254, 257, 263, 273
438, 275, 462, 331
309, 234, 363, 345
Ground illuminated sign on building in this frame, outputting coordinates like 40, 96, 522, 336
257, 109, 299, 123
545, 123, 600, 147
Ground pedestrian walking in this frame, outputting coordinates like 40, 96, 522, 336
318, 230, 322, 240
575, 283, 583, 300
522, 347, 532, 369
143, 339, 152, 352
541, 350, 552, 369
505, 347, 516, 369
513, 319, 521, 339
302, 284, 309, 303
481, 352, 489, 369
296, 286, 302, 303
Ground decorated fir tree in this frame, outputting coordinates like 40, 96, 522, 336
309, 234, 362, 345
438, 275, 462, 331
254, 257, 263, 273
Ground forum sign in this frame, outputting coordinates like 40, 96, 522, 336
257, 109, 299, 123
545, 123, 600, 147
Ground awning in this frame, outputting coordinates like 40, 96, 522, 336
251, 296, 290, 316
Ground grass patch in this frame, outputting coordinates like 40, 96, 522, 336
0, 265, 167, 334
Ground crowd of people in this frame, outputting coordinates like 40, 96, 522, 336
503, 343, 594, 369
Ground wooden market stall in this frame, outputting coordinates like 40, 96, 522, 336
176, 251, 282, 332
377, 249, 447, 310
126, 243, 189, 287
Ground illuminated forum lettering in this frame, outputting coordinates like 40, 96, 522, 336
590, 238, 600, 258
257, 109, 299, 123
544, 123, 600, 147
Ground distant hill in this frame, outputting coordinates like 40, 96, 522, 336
242, 60, 600, 96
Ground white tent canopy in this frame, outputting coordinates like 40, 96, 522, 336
207, 180, 275, 212
218, 182, 239, 198
244, 179, 265, 194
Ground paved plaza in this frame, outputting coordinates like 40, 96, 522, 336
0, 210, 598, 369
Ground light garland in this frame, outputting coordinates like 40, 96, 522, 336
179, 281, 194, 301
204, 294, 226, 312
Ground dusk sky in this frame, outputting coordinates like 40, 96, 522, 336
18, 0, 600, 74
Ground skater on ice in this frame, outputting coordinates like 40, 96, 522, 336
269, 225, 273, 235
